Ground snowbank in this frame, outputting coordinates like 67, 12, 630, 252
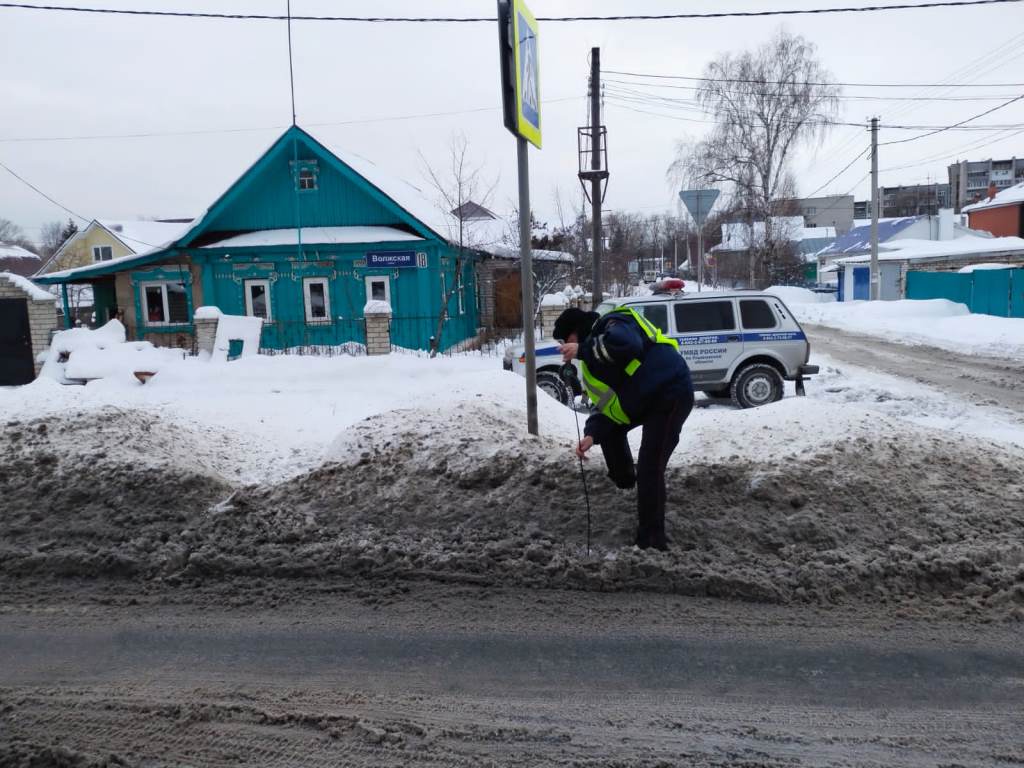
792, 299, 1024, 359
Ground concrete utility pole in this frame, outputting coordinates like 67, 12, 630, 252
870, 116, 880, 301
589, 47, 604, 307
517, 138, 538, 436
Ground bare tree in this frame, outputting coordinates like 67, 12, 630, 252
0, 218, 37, 252
669, 30, 840, 287
420, 133, 499, 357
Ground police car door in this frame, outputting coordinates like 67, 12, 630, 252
672, 298, 743, 388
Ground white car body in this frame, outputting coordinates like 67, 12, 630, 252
503, 288, 818, 409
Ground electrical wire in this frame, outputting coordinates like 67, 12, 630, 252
879, 93, 1024, 145
0, 0, 1019, 22
803, 147, 871, 198
0, 96, 584, 144
0, 158, 90, 223
602, 69, 1024, 89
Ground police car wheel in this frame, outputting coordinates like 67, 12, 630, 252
536, 370, 571, 406
730, 364, 784, 409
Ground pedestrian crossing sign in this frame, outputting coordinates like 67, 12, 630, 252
513, 0, 541, 147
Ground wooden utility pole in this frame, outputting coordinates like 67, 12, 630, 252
870, 117, 879, 301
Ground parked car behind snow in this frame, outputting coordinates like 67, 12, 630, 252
504, 281, 819, 409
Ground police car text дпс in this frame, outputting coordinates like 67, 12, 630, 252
504, 279, 819, 409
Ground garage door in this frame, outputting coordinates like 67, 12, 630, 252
0, 298, 35, 386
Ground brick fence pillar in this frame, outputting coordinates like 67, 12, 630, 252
539, 294, 568, 340
193, 307, 221, 356
363, 301, 392, 356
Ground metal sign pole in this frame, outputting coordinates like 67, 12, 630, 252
518, 137, 538, 436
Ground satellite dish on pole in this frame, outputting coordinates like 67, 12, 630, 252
678, 189, 720, 292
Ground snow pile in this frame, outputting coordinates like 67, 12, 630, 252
0, 271, 53, 301
540, 292, 567, 308
793, 299, 1024, 359
764, 285, 836, 305
211, 314, 262, 361
363, 299, 392, 315
38, 320, 186, 383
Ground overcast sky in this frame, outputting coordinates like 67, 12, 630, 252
2, 0, 1022, 243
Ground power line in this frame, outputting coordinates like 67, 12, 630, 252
0, 0, 1020, 22
603, 69, 1024, 89
0, 96, 584, 143
804, 147, 871, 198
604, 93, 1024, 131
603, 78, 1022, 102
0, 158, 90, 223
879, 93, 1024, 145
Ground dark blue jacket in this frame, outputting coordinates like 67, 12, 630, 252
580, 313, 692, 445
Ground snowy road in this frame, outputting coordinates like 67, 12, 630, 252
805, 324, 1024, 412
2, 584, 1023, 767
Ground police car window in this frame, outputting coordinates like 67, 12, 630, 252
641, 304, 670, 334
740, 299, 777, 329
674, 301, 736, 332
596, 301, 617, 316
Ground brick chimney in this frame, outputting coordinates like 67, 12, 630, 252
987, 181, 998, 200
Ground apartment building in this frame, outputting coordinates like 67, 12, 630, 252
948, 157, 1024, 212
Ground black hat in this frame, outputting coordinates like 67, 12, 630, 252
553, 307, 599, 342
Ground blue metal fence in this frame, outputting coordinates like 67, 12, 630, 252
905, 269, 1024, 318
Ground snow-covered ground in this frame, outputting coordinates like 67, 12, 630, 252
2, 340, 1022, 486
765, 286, 1024, 360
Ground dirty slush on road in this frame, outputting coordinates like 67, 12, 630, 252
2, 405, 1024, 766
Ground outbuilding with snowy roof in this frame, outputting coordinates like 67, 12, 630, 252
35, 126, 497, 352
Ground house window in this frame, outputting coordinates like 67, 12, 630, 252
140, 281, 189, 325
92, 245, 113, 262
364, 275, 390, 305
303, 277, 331, 323
244, 279, 272, 321
291, 160, 319, 192
805, 207, 817, 215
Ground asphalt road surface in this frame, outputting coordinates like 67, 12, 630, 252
805, 324, 1024, 413
2, 583, 1022, 767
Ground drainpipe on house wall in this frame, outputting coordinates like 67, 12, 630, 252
60, 284, 71, 329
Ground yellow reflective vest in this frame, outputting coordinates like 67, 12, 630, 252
579, 306, 680, 426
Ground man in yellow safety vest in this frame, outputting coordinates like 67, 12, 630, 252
553, 306, 694, 550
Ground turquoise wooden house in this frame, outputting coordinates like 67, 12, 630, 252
36, 126, 482, 352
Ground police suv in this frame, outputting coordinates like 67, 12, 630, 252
504, 279, 819, 409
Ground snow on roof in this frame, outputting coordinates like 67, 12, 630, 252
962, 181, 1024, 213
0, 243, 39, 260
817, 217, 919, 256
711, 217, 833, 253
319, 137, 456, 243
0, 271, 55, 300
488, 245, 575, 263
97, 220, 192, 254
834, 235, 1024, 265
200, 226, 423, 249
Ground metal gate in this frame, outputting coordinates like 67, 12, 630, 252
0, 298, 35, 386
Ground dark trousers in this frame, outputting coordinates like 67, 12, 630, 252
601, 384, 694, 548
